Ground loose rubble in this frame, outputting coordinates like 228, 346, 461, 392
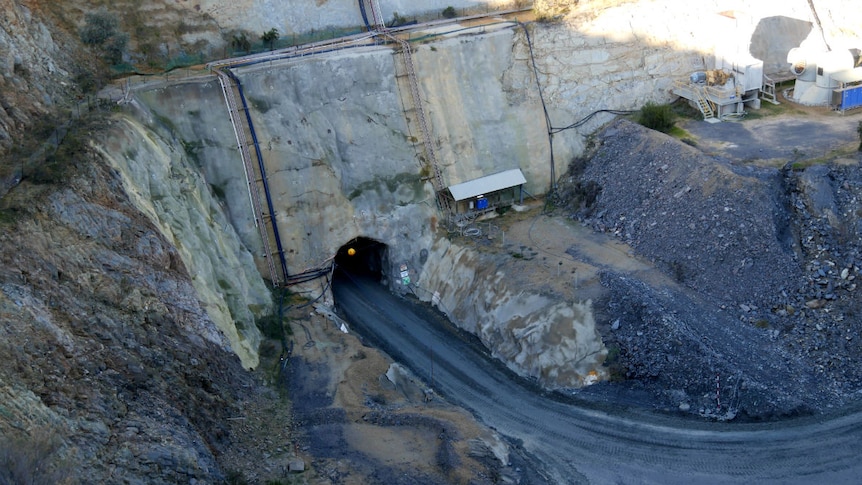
556, 119, 862, 419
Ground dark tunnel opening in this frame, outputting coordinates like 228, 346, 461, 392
334, 237, 389, 281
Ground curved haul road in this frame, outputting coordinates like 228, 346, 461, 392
333, 272, 862, 484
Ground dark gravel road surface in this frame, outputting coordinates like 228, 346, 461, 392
334, 270, 862, 484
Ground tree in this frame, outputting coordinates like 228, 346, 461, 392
79, 9, 127, 64
80, 9, 117, 45
261, 28, 279, 51
442, 6, 457, 19
231, 33, 251, 54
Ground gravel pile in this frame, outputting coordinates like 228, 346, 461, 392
556, 119, 862, 419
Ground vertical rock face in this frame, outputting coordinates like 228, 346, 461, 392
94, 111, 273, 369
231, 48, 439, 273
120, 0, 862, 387
192, 0, 516, 34
414, 28, 560, 190
417, 238, 606, 388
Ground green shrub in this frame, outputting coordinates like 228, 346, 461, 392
256, 313, 285, 340
225, 470, 249, 485
389, 11, 409, 27
80, 9, 117, 45
442, 6, 457, 18
261, 28, 279, 51
80, 9, 128, 64
230, 33, 251, 54
638, 102, 675, 133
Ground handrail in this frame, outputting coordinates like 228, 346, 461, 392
214, 68, 290, 285
214, 70, 279, 285
225, 69, 290, 284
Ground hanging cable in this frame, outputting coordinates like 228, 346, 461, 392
550, 109, 635, 134
520, 22, 556, 195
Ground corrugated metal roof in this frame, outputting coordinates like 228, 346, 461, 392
447, 169, 526, 201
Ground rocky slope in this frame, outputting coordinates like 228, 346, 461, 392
2, 0, 862, 480
556, 117, 862, 418
0, 140, 259, 482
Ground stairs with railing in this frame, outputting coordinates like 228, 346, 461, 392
215, 69, 286, 286
387, 34, 451, 214
696, 92, 715, 120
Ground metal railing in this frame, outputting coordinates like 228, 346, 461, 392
215, 69, 281, 285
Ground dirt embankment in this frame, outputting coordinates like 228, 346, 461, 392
554, 112, 862, 419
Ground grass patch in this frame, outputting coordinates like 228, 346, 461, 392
256, 313, 285, 340
28, 115, 109, 185
0, 207, 22, 225
637, 102, 676, 133
667, 125, 690, 139
746, 99, 808, 120
602, 344, 627, 382
0, 430, 65, 485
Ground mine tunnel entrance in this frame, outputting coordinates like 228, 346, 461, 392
334, 237, 389, 281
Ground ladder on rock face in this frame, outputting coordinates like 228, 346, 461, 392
215, 69, 284, 286
358, 0, 450, 215
387, 34, 451, 215
365, 0, 387, 30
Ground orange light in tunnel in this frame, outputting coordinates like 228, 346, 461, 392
347, 248, 356, 256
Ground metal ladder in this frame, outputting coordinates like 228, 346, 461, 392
215, 70, 283, 286
695, 88, 715, 120
388, 34, 451, 214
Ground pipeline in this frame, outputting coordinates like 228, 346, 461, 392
519, 21, 635, 197
358, 0, 371, 30
550, 109, 635, 134
224, 69, 290, 282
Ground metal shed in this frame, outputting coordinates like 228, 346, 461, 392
831, 67, 862, 112
446, 169, 526, 215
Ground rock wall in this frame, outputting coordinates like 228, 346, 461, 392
0, 0, 77, 156
193, 0, 523, 34
416, 238, 606, 387
0, 157, 257, 483
529, 0, 861, 125
93, 109, 273, 369
133, 26, 559, 283
415, 26, 558, 189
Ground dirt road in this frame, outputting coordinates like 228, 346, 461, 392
333, 270, 862, 484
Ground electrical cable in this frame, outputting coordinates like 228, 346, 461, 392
520, 22, 556, 195
549, 109, 635, 134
